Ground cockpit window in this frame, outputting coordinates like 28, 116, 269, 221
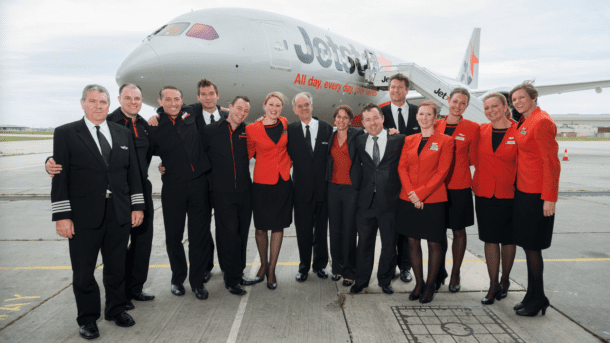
186, 24, 219, 41
157, 23, 190, 36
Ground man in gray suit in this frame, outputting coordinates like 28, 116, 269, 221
350, 103, 405, 295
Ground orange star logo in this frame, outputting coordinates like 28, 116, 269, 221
469, 42, 479, 76
377, 54, 393, 72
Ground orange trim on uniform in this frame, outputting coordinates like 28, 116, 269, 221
514, 107, 561, 202
472, 123, 518, 199
434, 117, 480, 190
246, 116, 291, 185
398, 132, 454, 203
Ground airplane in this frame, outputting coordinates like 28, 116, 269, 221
115, 8, 610, 124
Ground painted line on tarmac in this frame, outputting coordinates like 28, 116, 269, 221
226, 254, 260, 343
2, 258, 609, 271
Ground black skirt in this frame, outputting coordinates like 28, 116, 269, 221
396, 200, 446, 242
475, 195, 514, 244
512, 189, 555, 250
445, 188, 475, 229
252, 178, 293, 231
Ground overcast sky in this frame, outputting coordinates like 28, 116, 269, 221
1, 0, 609, 128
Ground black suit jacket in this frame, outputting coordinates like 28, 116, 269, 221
325, 127, 365, 189
381, 103, 420, 136
355, 129, 405, 211
287, 118, 334, 202
51, 118, 145, 228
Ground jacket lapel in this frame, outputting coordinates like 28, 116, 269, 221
358, 133, 374, 165
76, 118, 107, 169
108, 123, 124, 167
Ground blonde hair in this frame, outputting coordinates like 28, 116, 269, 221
263, 92, 286, 107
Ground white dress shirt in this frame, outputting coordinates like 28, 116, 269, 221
84, 116, 113, 153
301, 118, 319, 151
203, 107, 220, 125
391, 102, 409, 130
365, 128, 388, 162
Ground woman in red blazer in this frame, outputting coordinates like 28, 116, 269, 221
473, 93, 518, 305
245, 92, 293, 290
398, 101, 454, 304
510, 82, 560, 316
434, 88, 480, 293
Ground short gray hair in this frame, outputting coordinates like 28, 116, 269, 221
292, 92, 313, 107
81, 84, 110, 103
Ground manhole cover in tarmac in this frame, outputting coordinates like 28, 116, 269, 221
392, 305, 525, 342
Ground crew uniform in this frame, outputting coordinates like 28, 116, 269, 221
107, 108, 154, 300
473, 122, 519, 244
147, 106, 213, 291
51, 117, 145, 326
202, 117, 252, 289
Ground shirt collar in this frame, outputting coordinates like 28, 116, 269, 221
203, 106, 220, 119
84, 116, 109, 132
390, 102, 408, 113
301, 117, 318, 129
369, 128, 387, 140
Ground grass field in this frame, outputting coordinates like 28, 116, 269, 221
0, 131, 53, 135
556, 137, 610, 141
0, 136, 53, 142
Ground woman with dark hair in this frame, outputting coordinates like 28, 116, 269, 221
245, 92, 293, 290
326, 105, 364, 287
473, 93, 518, 305
397, 101, 454, 303
434, 88, 480, 293
510, 82, 560, 316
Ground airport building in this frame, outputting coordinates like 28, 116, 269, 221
551, 114, 610, 137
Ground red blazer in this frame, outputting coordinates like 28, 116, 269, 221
515, 107, 560, 202
398, 132, 454, 203
435, 117, 479, 190
473, 123, 518, 199
246, 116, 291, 185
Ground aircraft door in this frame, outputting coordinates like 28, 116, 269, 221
364, 49, 380, 83
261, 23, 291, 71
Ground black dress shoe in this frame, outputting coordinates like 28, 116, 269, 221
516, 297, 550, 317
295, 272, 308, 282
267, 282, 277, 290
419, 284, 435, 304
241, 277, 257, 286
448, 274, 461, 293
171, 284, 185, 296
481, 283, 504, 305
435, 269, 448, 291
499, 281, 510, 300
253, 275, 265, 284
342, 279, 354, 287
131, 292, 155, 301
203, 271, 212, 283
79, 322, 100, 340
400, 270, 413, 283
409, 284, 423, 301
514, 291, 531, 311
226, 284, 247, 295
350, 284, 365, 294
105, 312, 135, 327
331, 274, 342, 281
381, 285, 394, 295
313, 268, 329, 279
192, 285, 209, 300
125, 300, 135, 311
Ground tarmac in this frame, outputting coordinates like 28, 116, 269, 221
0, 141, 609, 342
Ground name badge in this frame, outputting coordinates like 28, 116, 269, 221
413, 127, 419, 130
429, 142, 439, 151
520, 130, 527, 135
322, 141, 328, 145
455, 136, 465, 141
121, 146, 128, 150
505, 141, 515, 145
283, 130, 288, 135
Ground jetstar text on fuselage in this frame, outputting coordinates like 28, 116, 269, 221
294, 26, 371, 76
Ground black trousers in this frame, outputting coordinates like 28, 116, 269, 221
396, 233, 412, 272
206, 174, 220, 272
161, 175, 212, 289
213, 190, 252, 287
294, 199, 329, 273
354, 194, 397, 287
328, 183, 358, 280
69, 197, 129, 326
125, 180, 154, 298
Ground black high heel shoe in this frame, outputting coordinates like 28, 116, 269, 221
409, 284, 423, 301
435, 270, 448, 291
253, 263, 268, 284
419, 284, 435, 304
448, 274, 461, 293
481, 283, 503, 305
514, 291, 531, 311
267, 267, 277, 290
516, 297, 550, 317
499, 280, 510, 300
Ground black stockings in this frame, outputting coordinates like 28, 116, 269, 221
523, 249, 546, 305
408, 238, 442, 299
441, 229, 467, 286
484, 243, 516, 298
255, 229, 284, 284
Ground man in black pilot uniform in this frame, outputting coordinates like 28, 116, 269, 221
51, 84, 144, 340
381, 73, 418, 283
287, 92, 334, 282
147, 86, 213, 300
350, 103, 405, 295
202, 96, 257, 295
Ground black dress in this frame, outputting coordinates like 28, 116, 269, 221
252, 121, 293, 231
444, 124, 474, 230
512, 190, 554, 250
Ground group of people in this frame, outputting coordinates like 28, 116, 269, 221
47, 74, 560, 340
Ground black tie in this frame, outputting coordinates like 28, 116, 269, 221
305, 125, 313, 154
209, 114, 216, 124
95, 125, 111, 166
398, 108, 406, 134
372, 136, 380, 166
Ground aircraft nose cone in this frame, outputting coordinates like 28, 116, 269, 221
116, 43, 163, 101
